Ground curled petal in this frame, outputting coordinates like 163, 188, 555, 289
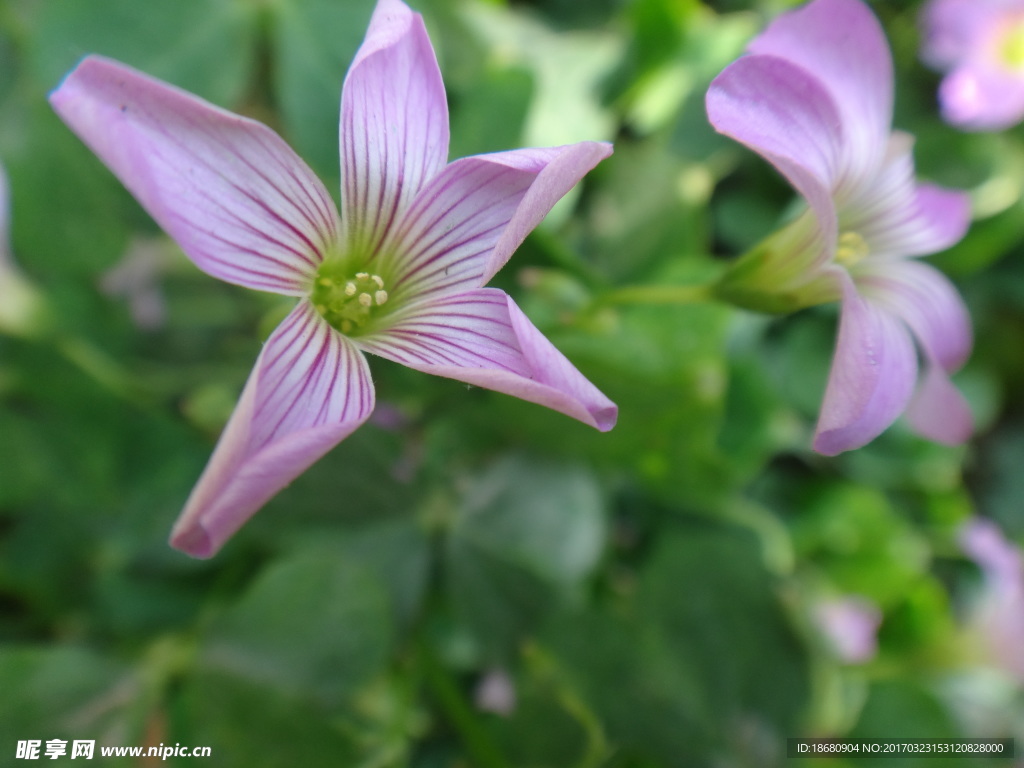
50, 56, 338, 296
384, 143, 612, 302
358, 288, 616, 431
707, 54, 840, 268
845, 133, 971, 259
856, 259, 971, 372
170, 302, 374, 558
856, 259, 972, 445
748, 0, 892, 178
340, 0, 449, 253
813, 273, 917, 455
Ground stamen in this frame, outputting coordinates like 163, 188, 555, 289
312, 267, 391, 334
835, 231, 869, 267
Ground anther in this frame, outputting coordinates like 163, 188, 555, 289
358, 293, 372, 307
345, 281, 357, 296
371, 275, 385, 289
375, 290, 388, 305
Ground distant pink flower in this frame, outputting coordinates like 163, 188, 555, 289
921, 0, 1024, 131
51, 0, 616, 558
707, 0, 973, 454
960, 518, 1024, 682
814, 596, 882, 664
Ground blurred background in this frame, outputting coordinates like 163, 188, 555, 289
0, 0, 1022, 765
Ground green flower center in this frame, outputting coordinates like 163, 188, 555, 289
835, 231, 869, 268
311, 266, 390, 334
1001, 21, 1024, 70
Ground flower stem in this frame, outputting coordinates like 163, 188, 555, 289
417, 639, 510, 768
601, 282, 715, 306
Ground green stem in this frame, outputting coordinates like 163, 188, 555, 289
601, 282, 715, 306
54, 334, 155, 408
417, 639, 510, 768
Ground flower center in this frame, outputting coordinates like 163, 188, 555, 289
311, 268, 389, 334
835, 231, 869, 268
1001, 20, 1024, 70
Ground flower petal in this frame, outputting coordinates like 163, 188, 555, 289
856, 259, 971, 372
844, 133, 971, 259
170, 301, 374, 558
358, 288, 616, 431
50, 56, 338, 296
748, 0, 893, 179
902, 364, 972, 445
340, 0, 449, 254
813, 272, 918, 455
707, 54, 841, 268
383, 143, 612, 302
856, 259, 973, 444
920, 0, 997, 69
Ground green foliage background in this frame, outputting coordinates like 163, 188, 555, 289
0, 0, 1021, 765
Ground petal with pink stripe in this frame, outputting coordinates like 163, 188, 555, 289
384, 143, 612, 303
340, 0, 449, 254
358, 288, 616, 431
170, 302, 374, 558
49, 56, 338, 296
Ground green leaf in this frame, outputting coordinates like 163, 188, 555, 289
30, 0, 255, 105
270, 0, 376, 183
198, 550, 394, 708
0, 647, 137, 744
446, 454, 606, 659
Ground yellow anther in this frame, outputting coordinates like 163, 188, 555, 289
1002, 20, 1024, 69
835, 231, 869, 267
312, 266, 391, 334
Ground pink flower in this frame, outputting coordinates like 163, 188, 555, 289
50, 0, 616, 558
921, 0, 1024, 131
707, 0, 973, 455
960, 518, 1024, 682
814, 596, 882, 664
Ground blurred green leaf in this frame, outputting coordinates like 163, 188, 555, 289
446, 454, 606, 659
271, 0, 376, 183
30, 0, 255, 104
198, 549, 394, 708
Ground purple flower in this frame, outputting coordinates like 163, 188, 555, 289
921, 0, 1024, 131
706, 0, 973, 455
50, 0, 616, 558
